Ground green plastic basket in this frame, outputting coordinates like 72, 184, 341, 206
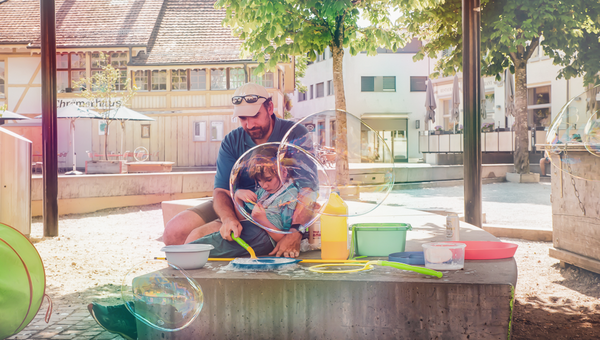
350, 223, 412, 258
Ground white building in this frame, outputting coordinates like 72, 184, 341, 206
293, 42, 590, 164
291, 40, 429, 163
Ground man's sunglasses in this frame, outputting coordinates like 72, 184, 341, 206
232, 95, 268, 105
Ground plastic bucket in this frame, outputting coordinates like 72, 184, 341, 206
422, 242, 466, 270
350, 223, 412, 257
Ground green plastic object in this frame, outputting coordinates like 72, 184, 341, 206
0, 222, 46, 339
350, 223, 412, 257
376, 260, 443, 278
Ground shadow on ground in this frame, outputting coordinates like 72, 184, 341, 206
512, 299, 600, 340
551, 263, 600, 298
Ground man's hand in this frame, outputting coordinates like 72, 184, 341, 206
220, 217, 242, 241
269, 230, 302, 258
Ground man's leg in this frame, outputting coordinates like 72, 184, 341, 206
163, 200, 218, 245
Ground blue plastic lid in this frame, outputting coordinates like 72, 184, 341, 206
388, 251, 425, 265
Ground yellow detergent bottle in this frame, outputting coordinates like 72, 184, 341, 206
320, 192, 348, 260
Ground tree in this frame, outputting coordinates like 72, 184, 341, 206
215, 0, 415, 189
72, 53, 137, 160
401, 0, 600, 174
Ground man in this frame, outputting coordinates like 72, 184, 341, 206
163, 82, 308, 257
87, 83, 309, 340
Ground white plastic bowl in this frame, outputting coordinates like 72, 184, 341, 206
160, 244, 214, 270
422, 242, 466, 270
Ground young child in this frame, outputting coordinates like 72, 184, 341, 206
233, 146, 299, 243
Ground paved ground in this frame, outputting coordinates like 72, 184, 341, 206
386, 181, 552, 231
8, 181, 553, 340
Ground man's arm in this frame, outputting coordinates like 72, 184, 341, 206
213, 188, 243, 241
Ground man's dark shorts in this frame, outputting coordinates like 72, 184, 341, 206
187, 200, 274, 257
187, 200, 219, 224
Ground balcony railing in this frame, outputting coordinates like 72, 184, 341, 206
419, 130, 546, 153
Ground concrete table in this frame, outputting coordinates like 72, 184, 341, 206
139, 205, 517, 339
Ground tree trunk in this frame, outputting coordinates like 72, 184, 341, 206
331, 17, 350, 192
513, 58, 529, 174
104, 121, 110, 161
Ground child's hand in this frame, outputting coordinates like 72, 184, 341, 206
251, 203, 267, 222
235, 189, 258, 204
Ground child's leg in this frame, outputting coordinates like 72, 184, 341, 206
184, 220, 222, 244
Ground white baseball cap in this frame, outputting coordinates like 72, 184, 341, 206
232, 83, 271, 117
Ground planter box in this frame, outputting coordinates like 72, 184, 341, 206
544, 146, 600, 274
126, 161, 174, 173
85, 160, 127, 174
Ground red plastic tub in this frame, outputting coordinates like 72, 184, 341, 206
457, 241, 518, 260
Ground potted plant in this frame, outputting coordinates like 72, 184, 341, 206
482, 122, 495, 132
434, 125, 443, 135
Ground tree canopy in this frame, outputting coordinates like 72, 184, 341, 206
405, 0, 600, 85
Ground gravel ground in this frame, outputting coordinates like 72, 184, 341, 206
20, 183, 600, 339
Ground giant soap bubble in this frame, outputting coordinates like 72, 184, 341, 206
546, 84, 600, 181
230, 142, 331, 234
280, 109, 395, 216
121, 260, 203, 332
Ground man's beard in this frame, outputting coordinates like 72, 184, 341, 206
245, 125, 269, 140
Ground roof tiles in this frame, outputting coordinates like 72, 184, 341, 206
0, 0, 247, 65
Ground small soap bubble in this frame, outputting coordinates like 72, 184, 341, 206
121, 260, 203, 332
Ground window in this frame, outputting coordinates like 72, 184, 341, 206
298, 90, 307, 102
91, 52, 128, 92
190, 69, 206, 90
316, 50, 326, 62
316, 82, 324, 98
327, 80, 334, 96
211, 121, 224, 141
151, 70, 167, 91
56, 52, 87, 93
309, 85, 314, 99
211, 68, 226, 90
229, 68, 245, 89
0, 61, 4, 98
110, 52, 127, 91
250, 69, 274, 88
410, 76, 427, 92
171, 69, 188, 90
134, 71, 149, 91
141, 124, 151, 138
528, 86, 551, 128
395, 39, 422, 53
193, 121, 207, 141
361, 77, 375, 92
383, 76, 396, 92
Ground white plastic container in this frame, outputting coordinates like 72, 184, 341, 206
160, 244, 214, 270
422, 242, 466, 270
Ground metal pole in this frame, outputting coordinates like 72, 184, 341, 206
462, 0, 482, 227
41, 0, 59, 236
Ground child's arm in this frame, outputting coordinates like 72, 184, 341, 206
251, 203, 284, 242
233, 189, 257, 220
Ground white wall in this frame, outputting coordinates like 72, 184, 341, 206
292, 48, 430, 161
